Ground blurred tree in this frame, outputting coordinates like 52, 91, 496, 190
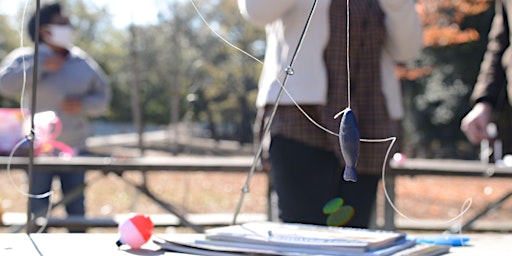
66, 0, 131, 122
192, 0, 263, 143
130, 0, 263, 143
0, 11, 24, 108
0, 0, 268, 147
400, 0, 495, 159
0, 14, 18, 58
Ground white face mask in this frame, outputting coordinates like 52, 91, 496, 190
45, 25, 73, 48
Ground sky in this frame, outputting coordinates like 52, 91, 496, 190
0, 0, 162, 28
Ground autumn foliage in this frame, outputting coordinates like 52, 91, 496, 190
399, 0, 497, 159
417, 0, 493, 47
399, 0, 494, 80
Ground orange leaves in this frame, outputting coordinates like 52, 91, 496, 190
396, 66, 433, 81
416, 0, 493, 47
423, 26, 480, 47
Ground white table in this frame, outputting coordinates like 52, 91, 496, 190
1, 232, 510, 255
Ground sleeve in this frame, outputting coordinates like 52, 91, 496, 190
237, 0, 297, 25
471, 0, 508, 107
81, 56, 111, 117
0, 48, 48, 98
378, 0, 424, 62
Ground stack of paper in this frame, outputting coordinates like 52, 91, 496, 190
154, 221, 451, 255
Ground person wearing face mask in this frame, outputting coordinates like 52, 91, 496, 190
0, 2, 111, 232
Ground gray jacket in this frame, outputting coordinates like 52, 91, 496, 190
0, 43, 111, 149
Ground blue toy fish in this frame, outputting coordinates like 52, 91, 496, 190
337, 108, 360, 182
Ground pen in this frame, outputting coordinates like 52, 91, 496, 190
416, 235, 469, 246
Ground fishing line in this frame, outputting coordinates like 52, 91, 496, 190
18, 0, 31, 120
189, 0, 340, 141
188, 0, 321, 224
341, 0, 470, 229
188, 0, 263, 65
6, 136, 53, 234
367, 136, 472, 229
346, 0, 351, 109
233, 0, 319, 224
2, 0, 470, 233
6, 138, 51, 200
2, 0, 53, 233
189, 0, 474, 229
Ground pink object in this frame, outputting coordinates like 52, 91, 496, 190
0, 108, 74, 156
0, 108, 26, 155
32, 111, 74, 156
33, 111, 62, 141
117, 214, 154, 249
392, 152, 406, 164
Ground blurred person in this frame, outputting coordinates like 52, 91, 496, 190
0, 2, 111, 232
461, 0, 512, 150
238, 0, 422, 228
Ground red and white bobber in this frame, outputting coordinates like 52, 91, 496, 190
116, 214, 154, 249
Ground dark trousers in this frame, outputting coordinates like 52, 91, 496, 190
29, 150, 89, 233
269, 136, 379, 228
30, 171, 85, 216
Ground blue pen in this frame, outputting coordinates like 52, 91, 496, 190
416, 235, 470, 246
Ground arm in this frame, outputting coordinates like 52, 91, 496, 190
62, 50, 111, 117
237, 0, 297, 25
378, 0, 424, 62
378, 0, 423, 120
80, 59, 111, 117
0, 48, 39, 98
461, 1, 508, 144
460, 102, 493, 144
471, 0, 508, 107
0, 46, 61, 99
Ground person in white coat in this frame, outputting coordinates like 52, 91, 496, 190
239, 0, 423, 227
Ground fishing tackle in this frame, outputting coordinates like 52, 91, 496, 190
116, 214, 154, 249
336, 108, 360, 182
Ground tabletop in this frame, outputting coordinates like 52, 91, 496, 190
0, 232, 510, 255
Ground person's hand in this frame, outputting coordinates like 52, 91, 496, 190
61, 98, 82, 114
44, 55, 65, 72
460, 102, 493, 144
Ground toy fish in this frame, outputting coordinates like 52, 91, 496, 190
337, 108, 360, 182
